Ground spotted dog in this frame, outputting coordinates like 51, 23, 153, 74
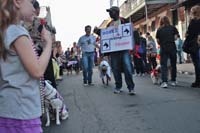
44, 80, 69, 126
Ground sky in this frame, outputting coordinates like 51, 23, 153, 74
38, 0, 111, 50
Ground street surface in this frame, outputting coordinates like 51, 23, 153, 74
43, 67, 200, 133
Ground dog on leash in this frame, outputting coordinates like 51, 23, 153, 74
150, 65, 161, 84
99, 59, 111, 86
151, 60, 171, 85
44, 80, 69, 126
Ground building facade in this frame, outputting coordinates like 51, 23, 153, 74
106, 0, 199, 61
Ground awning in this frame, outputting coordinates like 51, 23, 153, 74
130, 3, 167, 23
171, 0, 200, 10
98, 19, 111, 29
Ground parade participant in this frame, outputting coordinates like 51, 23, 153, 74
77, 25, 99, 86
106, 6, 135, 95
156, 16, 179, 88
184, 5, 200, 88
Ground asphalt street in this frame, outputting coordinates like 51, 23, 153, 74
43, 67, 200, 133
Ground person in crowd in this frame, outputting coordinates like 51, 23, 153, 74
0, 0, 52, 132
133, 30, 145, 76
106, 6, 135, 95
175, 34, 183, 64
139, 32, 148, 73
65, 47, 71, 61
30, 0, 58, 89
56, 42, 65, 77
52, 43, 63, 80
156, 16, 179, 88
185, 5, 200, 88
146, 32, 157, 69
72, 42, 80, 74
77, 25, 99, 86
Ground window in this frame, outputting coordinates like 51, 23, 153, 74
172, 9, 178, 25
151, 21, 156, 31
143, 25, 147, 33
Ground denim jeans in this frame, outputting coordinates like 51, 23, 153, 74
82, 52, 94, 83
160, 49, 177, 82
110, 50, 135, 91
177, 51, 183, 64
190, 49, 200, 83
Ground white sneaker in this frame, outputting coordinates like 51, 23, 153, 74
129, 90, 136, 95
113, 89, 120, 94
83, 83, 88, 86
169, 81, 176, 86
161, 82, 168, 88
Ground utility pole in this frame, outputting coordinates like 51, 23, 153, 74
145, 1, 148, 32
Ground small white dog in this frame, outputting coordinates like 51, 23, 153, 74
151, 61, 171, 85
150, 65, 161, 84
44, 80, 69, 126
99, 59, 111, 86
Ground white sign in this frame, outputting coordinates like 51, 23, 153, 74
100, 23, 134, 53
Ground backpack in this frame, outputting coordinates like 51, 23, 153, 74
138, 38, 146, 54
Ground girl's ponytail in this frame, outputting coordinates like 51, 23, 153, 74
0, 0, 17, 60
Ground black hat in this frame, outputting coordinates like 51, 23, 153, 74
106, 6, 120, 12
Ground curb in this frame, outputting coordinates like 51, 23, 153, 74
178, 70, 194, 75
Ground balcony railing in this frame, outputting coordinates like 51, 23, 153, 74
120, 0, 145, 18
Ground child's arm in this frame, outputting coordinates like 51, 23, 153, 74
14, 27, 52, 79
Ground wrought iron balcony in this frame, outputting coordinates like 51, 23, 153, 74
120, 0, 145, 18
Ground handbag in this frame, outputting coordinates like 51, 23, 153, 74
182, 36, 198, 54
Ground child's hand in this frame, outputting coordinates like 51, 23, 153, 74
41, 26, 52, 45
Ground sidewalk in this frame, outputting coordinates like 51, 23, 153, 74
177, 63, 194, 75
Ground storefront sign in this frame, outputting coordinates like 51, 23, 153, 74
100, 23, 134, 53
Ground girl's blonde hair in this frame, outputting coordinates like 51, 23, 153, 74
191, 5, 200, 20
0, 0, 18, 60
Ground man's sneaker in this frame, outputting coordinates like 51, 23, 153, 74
160, 82, 168, 88
129, 90, 136, 95
88, 83, 94, 86
169, 81, 176, 86
119, 89, 123, 92
83, 81, 88, 86
113, 89, 120, 94
83, 83, 88, 86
